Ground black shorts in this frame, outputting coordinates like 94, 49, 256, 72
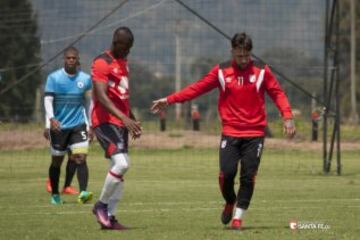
94, 123, 128, 158
50, 124, 89, 156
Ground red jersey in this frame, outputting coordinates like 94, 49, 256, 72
167, 60, 293, 137
191, 111, 200, 120
91, 50, 130, 128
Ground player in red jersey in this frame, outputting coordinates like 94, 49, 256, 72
151, 32, 296, 230
91, 26, 141, 230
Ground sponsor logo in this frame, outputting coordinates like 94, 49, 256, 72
118, 76, 129, 94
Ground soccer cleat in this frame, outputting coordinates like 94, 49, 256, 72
101, 216, 128, 230
231, 219, 242, 230
62, 186, 79, 195
46, 178, 52, 193
51, 194, 63, 205
92, 201, 111, 228
221, 203, 234, 224
78, 191, 93, 204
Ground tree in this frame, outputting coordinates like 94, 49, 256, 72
0, 0, 41, 122
129, 62, 173, 118
338, 0, 360, 121
261, 48, 323, 117
189, 57, 219, 122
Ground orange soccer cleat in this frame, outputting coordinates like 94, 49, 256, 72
62, 186, 79, 195
46, 178, 52, 193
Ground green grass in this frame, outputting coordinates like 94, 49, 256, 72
0, 146, 359, 240
2, 119, 360, 141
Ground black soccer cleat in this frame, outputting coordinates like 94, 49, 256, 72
221, 203, 234, 224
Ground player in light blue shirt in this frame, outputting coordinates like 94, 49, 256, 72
43, 46, 93, 205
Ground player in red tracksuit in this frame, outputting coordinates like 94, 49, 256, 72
151, 32, 296, 230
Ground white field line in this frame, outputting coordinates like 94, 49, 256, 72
1, 198, 360, 212
3, 205, 360, 216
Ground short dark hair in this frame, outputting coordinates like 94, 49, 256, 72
231, 32, 252, 51
63, 46, 79, 56
114, 26, 134, 44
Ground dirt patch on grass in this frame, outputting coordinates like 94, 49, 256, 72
131, 131, 360, 151
0, 129, 48, 150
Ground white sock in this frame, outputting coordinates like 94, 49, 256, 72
99, 172, 121, 204
108, 181, 124, 216
100, 153, 129, 204
233, 207, 246, 220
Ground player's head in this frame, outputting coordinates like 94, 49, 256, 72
63, 46, 79, 74
111, 26, 134, 59
231, 32, 252, 69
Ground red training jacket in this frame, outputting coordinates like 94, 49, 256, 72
167, 60, 293, 137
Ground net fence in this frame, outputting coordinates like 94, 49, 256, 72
1, 0, 347, 176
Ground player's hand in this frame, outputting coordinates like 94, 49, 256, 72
122, 116, 142, 139
131, 121, 142, 140
50, 118, 61, 132
43, 128, 50, 141
283, 119, 296, 139
151, 98, 168, 114
88, 127, 95, 143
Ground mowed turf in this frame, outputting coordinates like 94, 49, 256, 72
0, 145, 359, 240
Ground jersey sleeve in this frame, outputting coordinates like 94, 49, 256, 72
167, 65, 220, 104
263, 65, 293, 119
44, 75, 55, 95
91, 58, 110, 84
86, 75, 93, 91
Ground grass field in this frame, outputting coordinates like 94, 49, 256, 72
1, 145, 359, 240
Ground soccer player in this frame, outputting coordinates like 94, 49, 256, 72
151, 32, 296, 230
44, 46, 93, 205
91, 27, 141, 230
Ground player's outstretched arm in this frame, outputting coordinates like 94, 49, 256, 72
151, 98, 168, 114
283, 119, 296, 139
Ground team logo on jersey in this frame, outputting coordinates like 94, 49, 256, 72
77, 81, 84, 89
221, 140, 227, 149
249, 75, 256, 83
225, 77, 232, 83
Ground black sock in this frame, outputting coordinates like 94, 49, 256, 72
49, 165, 61, 194
77, 161, 89, 192
64, 160, 77, 188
